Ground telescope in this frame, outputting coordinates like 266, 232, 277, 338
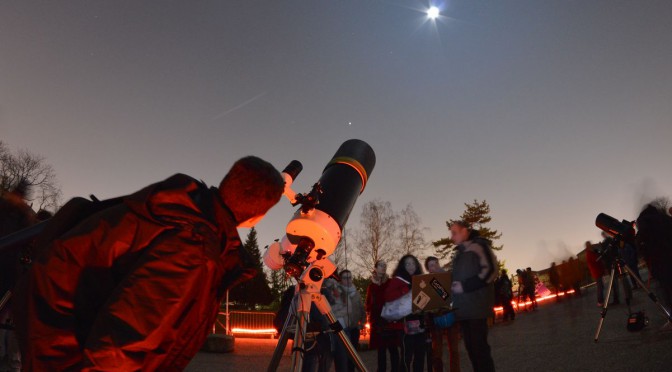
263, 139, 375, 278
595, 213, 635, 241
265, 139, 375, 372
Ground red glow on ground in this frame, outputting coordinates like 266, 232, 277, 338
494, 290, 576, 313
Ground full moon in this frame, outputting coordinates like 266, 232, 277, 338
427, 6, 440, 19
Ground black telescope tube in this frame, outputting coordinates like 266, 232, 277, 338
595, 213, 628, 237
315, 139, 376, 230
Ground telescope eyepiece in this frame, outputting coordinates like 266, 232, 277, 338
282, 160, 303, 181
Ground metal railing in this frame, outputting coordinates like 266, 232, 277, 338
215, 310, 277, 338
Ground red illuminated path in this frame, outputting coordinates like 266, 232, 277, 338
187, 279, 672, 371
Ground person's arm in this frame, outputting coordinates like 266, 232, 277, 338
461, 243, 496, 293
383, 278, 408, 302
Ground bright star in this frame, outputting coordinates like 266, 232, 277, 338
427, 6, 440, 19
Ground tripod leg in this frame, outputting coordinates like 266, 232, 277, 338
0, 290, 11, 313
594, 266, 617, 343
618, 263, 633, 309
622, 265, 672, 322
289, 291, 312, 372
311, 294, 368, 372
267, 310, 295, 372
267, 289, 311, 372
325, 311, 368, 372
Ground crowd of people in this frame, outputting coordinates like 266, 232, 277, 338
274, 221, 498, 372
364, 221, 497, 372
2, 155, 672, 372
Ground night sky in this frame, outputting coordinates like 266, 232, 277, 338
2, 1, 671, 273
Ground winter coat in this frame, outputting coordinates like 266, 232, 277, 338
451, 237, 496, 321
383, 276, 412, 331
332, 284, 366, 329
366, 274, 390, 348
14, 174, 253, 371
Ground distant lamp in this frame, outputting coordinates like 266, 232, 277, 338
427, 6, 440, 19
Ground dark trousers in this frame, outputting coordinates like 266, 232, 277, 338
401, 332, 427, 372
376, 344, 400, 372
334, 327, 360, 372
459, 319, 495, 372
501, 298, 515, 321
302, 333, 333, 372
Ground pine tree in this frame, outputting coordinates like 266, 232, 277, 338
268, 264, 291, 310
433, 199, 503, 261
229, 227, 274, 309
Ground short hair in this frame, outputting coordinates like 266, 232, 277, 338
450, 220, 472, 230
219, 156, 284, 223
424, 256, 439, 271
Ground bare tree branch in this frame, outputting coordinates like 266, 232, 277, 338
0, 141, 61, 212
352, 200, 399, 275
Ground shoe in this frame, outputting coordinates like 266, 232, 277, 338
597, 302, 603, 307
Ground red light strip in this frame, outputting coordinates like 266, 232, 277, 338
231, 328, 278, 334
494, 290, 575, 313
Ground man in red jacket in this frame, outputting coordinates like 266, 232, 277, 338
14, 156, 284, 371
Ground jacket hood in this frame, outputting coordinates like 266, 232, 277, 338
124, 173, 236, 235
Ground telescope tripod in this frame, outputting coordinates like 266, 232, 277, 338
594, 257, 672, 342
267, 259, 368, 372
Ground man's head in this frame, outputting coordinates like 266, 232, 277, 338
219, 156, 284, 227
425, 256, 442, 273
449, 220, 471, 245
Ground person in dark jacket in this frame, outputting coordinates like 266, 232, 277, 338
636, 204, 672, 308
495, 269, 514, 321
13, 156, 284, 371
449, 221, 496, 372
0, 184, 38, 372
